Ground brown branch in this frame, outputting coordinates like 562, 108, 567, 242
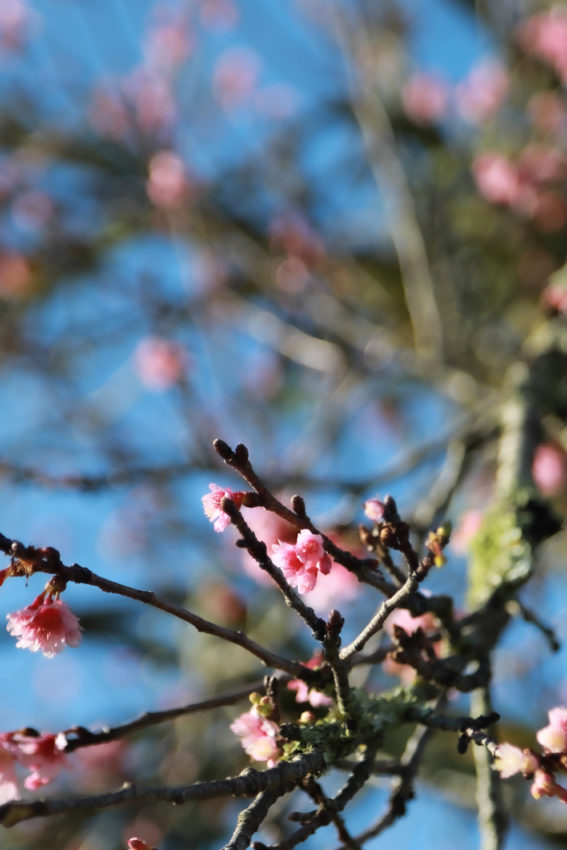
223, 788, 282, 850
222, 498, 326, 641
62, 683, 266, 753
340, 573, 419, 661
0, 752, 326, 828
0, 535, 310, 680
213, 440, 394, 596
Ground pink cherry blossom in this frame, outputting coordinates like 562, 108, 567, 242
272, 529, 332, 594
517, 9, 567, 82
401, 72, 449, 125
364, 497, 385, 522
127, 839, 154, 850
135, 337, 189, 389
212, 47, 261, 110
6, 593, 82, 657
230, 707, 280, 765
451, 509, 483, 554
532, 443, 567, 496
146, 151, 194, 210
493, 743, 538, 778
202, 483, 245, 532
530, 769, 567, 802
536, 706, 567, 753
455, 58, 509, 124
543, 283, 567, 316
13, 731, 68, 789
472, 153, 522, 206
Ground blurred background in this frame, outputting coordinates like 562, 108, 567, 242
1, 0, 567, 847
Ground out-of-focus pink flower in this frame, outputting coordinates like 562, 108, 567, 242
274, 256, 310, 293
0, 735, 19, 804
212, 47, 261, 110
364, 497, 385, 522
90, 68, 176, 143
528, 91, 566, 134
518, 9, 567, 82
6, 593, 82, 657
543, 283, 567, 316
401, 72, 449, 125
202, 483, 245, 533
304, 562, 359, 614
532, 443, 567, 496
518, 144, 567, 185
200, 0, 239, 31
144, 10, 193, 74
456, 58, 509, 124
146, 151, 193, 210
493, 742, 538, 778
0, 0, 31, 52
239, 506, 296, 584
537, 707, 567, 753
287, 652, 332, 708
0, 252, 33, 299
230, 707, 280, 765
472, 153, 522, 206
127, 838, 154, 850
272, 529, 332, 594
135, 337, 189, 389
14, 732, 68, 789
451, 509, 483, 554
385, 608, 437, 637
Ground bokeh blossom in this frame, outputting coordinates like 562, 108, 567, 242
532, 442, 567, 496
536, 707, 567, 753
6, 593, 82, 657
401, 72, 449, 125
135, 337, 189, 389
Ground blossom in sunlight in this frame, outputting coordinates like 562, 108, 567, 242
493, 743, 538, 779
13, 732, 68, 789
272, 529, 332, 594
135, 336, 189, 389
230, 707, 280, 765
364, 497, 385, 522
532, 443, 567, 496
6, 593, 82, 657
202, 483, 245, 532
401, 72, 449, 125
536, 707, 567, 753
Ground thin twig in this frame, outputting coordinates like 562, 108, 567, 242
62, 683, 266, 753
0, 535, 310, 680
223, 789, 282, 850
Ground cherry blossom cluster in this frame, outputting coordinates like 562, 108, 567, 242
0, 730, 68, 804
494, 707, 567, 803
230, 694, 280, 767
